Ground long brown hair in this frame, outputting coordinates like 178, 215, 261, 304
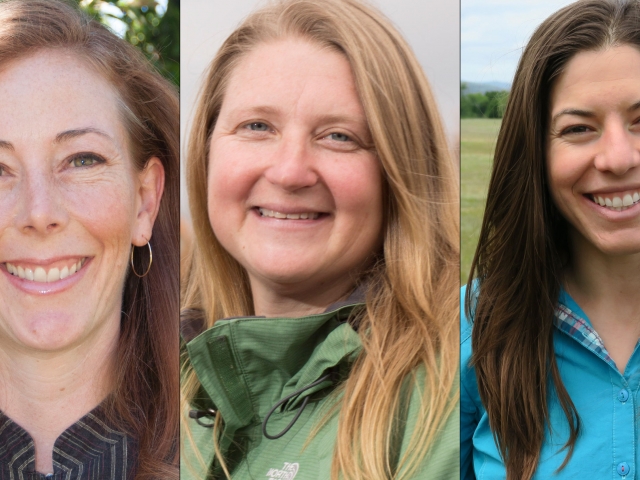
0, 1, 180, 478
467, 1, 640, 478
181, 0, 459, 478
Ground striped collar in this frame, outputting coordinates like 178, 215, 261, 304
0, 403, 136, 480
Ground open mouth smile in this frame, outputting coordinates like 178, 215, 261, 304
589, 191, 640, 212
4, 257, 87, 283
257, 208, 324, 220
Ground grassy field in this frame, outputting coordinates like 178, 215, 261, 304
461, 118, 502, 283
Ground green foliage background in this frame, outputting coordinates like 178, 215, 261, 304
77, 0, 179, 86
461, 83, 508, 119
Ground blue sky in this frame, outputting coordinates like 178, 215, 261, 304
462, 0, 575, 84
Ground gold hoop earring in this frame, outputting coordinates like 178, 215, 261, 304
130, 242, 152, 278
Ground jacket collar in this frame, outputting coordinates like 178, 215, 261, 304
185, 299, 364, 435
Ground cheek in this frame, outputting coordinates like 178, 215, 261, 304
64, 179, 137, 252
206, 143, 256, 242
329, 157, 384, 232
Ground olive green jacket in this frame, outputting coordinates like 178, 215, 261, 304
181, 301, 459, 479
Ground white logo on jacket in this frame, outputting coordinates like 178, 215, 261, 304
266, 462, 299, 479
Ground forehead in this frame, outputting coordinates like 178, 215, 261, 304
220, 38, 365, 120
0, 49, 126, 146
550, 45, 640, 109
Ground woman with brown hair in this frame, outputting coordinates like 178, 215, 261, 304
462, 0, 640, 478
0, 0, 179, 478
180, 0, 459, 478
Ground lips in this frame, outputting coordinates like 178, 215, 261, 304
5, 257, 87, 283
589, 190, 640, 212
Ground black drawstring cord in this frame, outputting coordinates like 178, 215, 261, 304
189, 408, 217, 428
262, 372, 335, 440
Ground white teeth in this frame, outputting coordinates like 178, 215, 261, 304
594, 191, 640, 211
47, 268, 60, 282
259, 208, 320, 220
623, 194, 633, 207
5, 258, 86, 283
34, 267, 46, 282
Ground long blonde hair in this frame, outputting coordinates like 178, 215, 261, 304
182, 1, 459, 478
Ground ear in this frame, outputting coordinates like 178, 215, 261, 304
132, 157, 165, 246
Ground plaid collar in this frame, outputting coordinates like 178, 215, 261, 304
553, 291, 614, 367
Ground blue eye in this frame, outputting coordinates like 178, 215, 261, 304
247, 122, 269, 131
329, 132, 351, 142
70, 153, 103, 168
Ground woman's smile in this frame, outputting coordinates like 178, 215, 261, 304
5, 257, 87, 282
208, 39, 383, 306
0, 50, 147, 351
547, 45, 640, 255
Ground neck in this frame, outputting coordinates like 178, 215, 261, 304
0, 316, 119, 474
565, 229, 640, 309
565, 229, 640, 373
250, 276, 358, 318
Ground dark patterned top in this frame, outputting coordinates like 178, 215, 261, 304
0, 405, 137, 480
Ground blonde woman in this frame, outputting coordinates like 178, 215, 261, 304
181, 0, 459, 478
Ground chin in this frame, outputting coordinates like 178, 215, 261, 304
12, 311, 89, 352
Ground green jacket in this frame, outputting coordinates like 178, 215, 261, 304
181, 301, 459, 479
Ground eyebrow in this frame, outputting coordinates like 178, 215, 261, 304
551, 108, 595, 126
229, 106, 365, 125
551, 100, 640, 126
53, 127, 112, 144
0, 127, 113, 152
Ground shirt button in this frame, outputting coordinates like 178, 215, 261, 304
617, 462, 630, 476
618, 389, 630, 402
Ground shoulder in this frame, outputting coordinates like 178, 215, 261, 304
395, 366, 460, 478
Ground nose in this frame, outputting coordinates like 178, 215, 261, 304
14, 170, 68, 234
594, 122, 640, 175
263, 132, 319, 190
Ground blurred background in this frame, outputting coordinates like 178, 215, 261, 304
77, 0, 180, 85
460, 0, 574, 282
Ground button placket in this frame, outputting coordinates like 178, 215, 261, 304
613, 378, 635, 478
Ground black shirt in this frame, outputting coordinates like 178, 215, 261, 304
0, 405, 137, 479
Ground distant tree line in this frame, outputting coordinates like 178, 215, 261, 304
461, 82, 508, 118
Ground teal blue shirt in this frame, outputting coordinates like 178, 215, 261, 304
461, 285, 640, 479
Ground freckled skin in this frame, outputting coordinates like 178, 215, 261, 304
208, 40, 384, 314
0, 50, 149, 353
